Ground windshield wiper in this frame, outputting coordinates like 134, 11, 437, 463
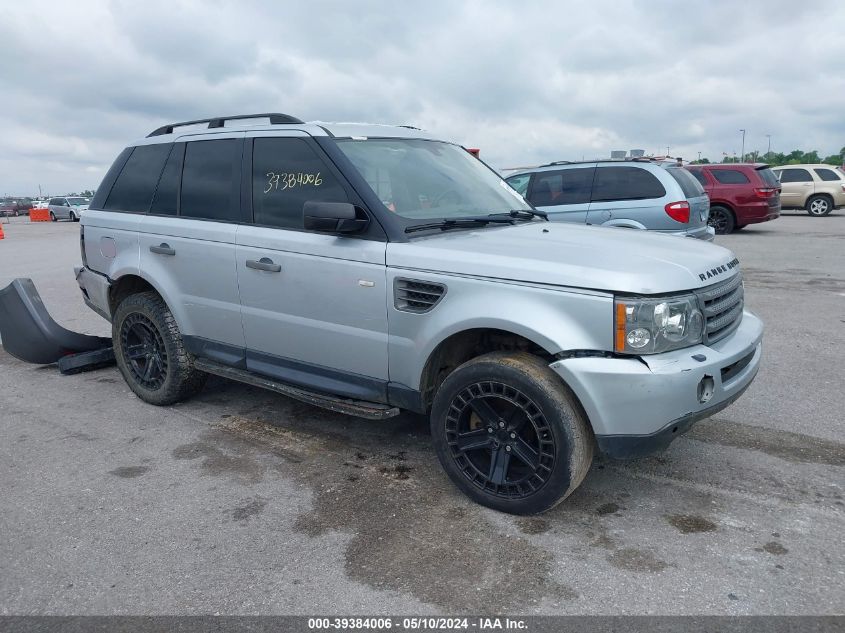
488, 209, 549, 221
404, 217, 515, 234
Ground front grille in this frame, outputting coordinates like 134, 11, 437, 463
394, 278, 447, 313
696, 273, 744, 344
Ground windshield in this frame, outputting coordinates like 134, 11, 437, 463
336, 139, 533, 221
67, 197, 88, 205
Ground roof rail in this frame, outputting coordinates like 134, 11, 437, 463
147, 113, 304, 137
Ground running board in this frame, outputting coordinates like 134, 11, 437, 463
193, 358, 400, 421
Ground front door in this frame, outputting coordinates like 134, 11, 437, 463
236, 133, 390, 402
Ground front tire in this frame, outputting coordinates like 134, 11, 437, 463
430, 352, 593, 515
708, 205, 735, 234
113, 292, 207, 406
49, 212, 57, 222
806, 195, 833, 216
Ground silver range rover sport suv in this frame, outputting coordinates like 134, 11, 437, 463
76, 113, 763, 514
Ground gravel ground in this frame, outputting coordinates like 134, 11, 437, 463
0, 212, 842, 615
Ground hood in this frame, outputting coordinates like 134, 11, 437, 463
388, 222, 740, 295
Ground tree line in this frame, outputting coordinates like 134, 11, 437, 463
689, 146, 845, 166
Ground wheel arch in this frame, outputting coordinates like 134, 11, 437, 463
108, 273, 188, 333
417, 327, 560, 414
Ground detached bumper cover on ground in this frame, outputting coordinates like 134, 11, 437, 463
0, 277, 112, 365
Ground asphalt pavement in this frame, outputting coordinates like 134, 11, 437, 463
0, 213, 842, 615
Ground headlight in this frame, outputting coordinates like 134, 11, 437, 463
614, 295, 704, 354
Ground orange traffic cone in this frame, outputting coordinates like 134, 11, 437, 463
0, 223, 5, 240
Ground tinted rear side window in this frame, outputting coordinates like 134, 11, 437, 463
591, 166, 665, 202
814, 168, 841, 181
180, 139, 241, 222
104, 143, 172, 212
666, 168, 705, 198
528, 168, 594, 206
778, 168, 813, 183
711, 169, 750, 185
252, 137, 349, 229
150, 143, 183, 215
756, 167, 780, 187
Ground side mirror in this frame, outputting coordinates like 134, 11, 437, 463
303, 201, 369, 234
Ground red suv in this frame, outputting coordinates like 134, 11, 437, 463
686, 164, 781, 234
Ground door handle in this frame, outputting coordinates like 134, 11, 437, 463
246, 257, 282, 273
149, 243, 175, 256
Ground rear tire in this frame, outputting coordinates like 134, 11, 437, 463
430, 352, 593, 515
113, 292, 207, 406
708, 205, 735, 234
806, 195, 833, 216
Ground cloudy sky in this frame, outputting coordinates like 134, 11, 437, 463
1, 0, 844, 196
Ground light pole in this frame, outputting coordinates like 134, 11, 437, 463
739, 129, 746, 163
766, 134, 771, 158
697, 151, 702, 162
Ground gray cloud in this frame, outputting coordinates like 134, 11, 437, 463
1, 0, 843, 195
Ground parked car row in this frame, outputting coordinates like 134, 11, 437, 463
504, 157, 844, 236
1, 196, 91, 220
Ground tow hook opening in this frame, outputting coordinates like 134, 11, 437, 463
697, 375, 715, 404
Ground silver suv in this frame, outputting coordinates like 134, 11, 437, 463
76, 113, 762, 514
505, 160, 714, 240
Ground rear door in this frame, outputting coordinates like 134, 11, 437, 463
525, 166, 595, 224
776, 167, 814, 207
235, 132, 389, 401
137, 135, 246, 364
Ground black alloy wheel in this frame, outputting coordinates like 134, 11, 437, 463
445, 381, 556, 499
120, 313, 169, 390
708, 206, 735, 234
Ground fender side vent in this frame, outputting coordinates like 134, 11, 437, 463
394, 278, 446, 314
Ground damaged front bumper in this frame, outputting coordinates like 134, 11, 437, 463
549, 311, 764, 459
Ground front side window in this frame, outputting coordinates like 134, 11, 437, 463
104, 143, 171, 213
336, 139, 532, 221
180, 139, 240, 222
252, 137, 348, 229
505, 174, 530, 196
814, 168, 841, 182
711, 169, 750, 185
591, 166, 666, 202
778, 168, 813, 183
529, 168, 594, 206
